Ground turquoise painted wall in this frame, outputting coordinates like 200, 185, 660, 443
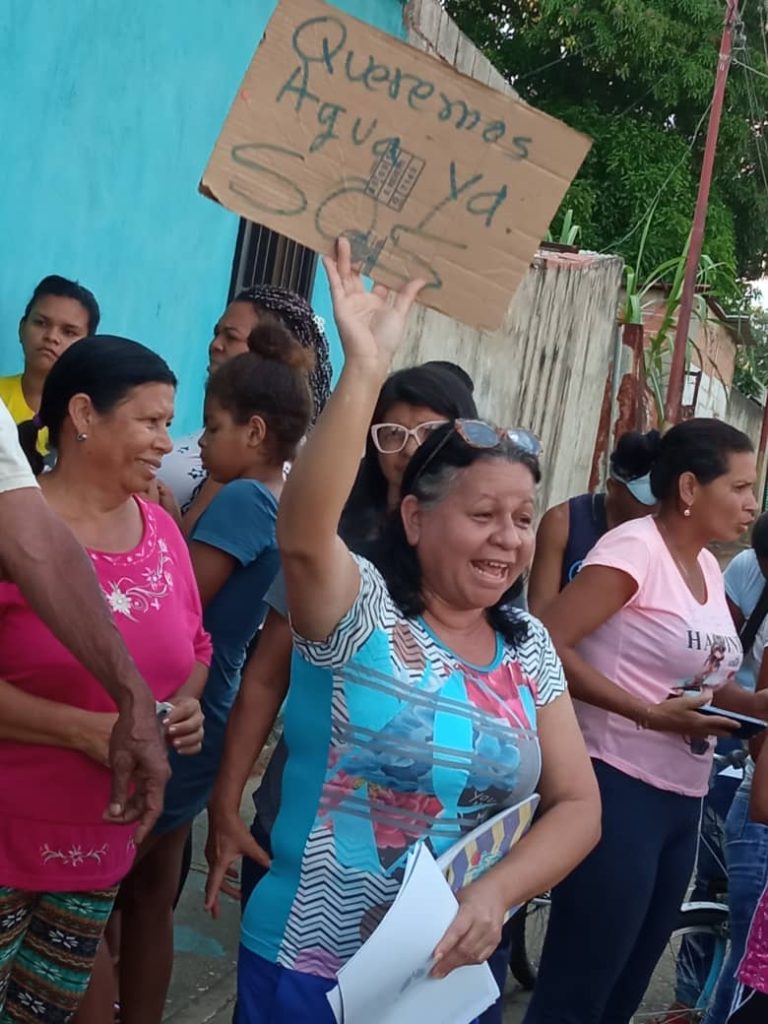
0, 0, 406, 434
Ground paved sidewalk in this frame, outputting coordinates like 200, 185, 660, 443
162, 811, 530, 1023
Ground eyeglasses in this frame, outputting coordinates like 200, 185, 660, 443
413, 418, 542, 485
370, 420, 449, 454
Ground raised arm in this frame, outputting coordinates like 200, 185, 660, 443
277, 238, 423, 641
528, 502, 569, 618
0, 485, 168, 840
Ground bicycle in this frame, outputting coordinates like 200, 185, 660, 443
507, 750, 746, 1022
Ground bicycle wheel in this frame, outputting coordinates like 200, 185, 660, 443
634, 903, 729, 1022
508, 894, 551, 991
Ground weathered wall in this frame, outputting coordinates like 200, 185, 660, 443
727, 388, 763, 449
393, 251, 624, 511
404, 0, 518, 95
398, 2, 623, 512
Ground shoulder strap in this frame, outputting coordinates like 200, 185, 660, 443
740, 577, 768, 653
593, 492, 608, 535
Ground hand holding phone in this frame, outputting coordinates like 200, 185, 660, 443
696, 705, 768, 740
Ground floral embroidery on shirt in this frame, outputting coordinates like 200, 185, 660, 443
16, 991, 46, 1015
40, 843, 109, 867
104, 539, 174, 621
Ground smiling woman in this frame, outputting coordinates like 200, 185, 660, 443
0, 336, 211, 1023
229, 239, 601, 1024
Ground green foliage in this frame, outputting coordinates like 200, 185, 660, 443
735, 305, 768, 398
621, 226, 727, 423
444, 0, 768, 299
545, 208, 581, 245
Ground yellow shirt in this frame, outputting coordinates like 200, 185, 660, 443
0, 374, 49, 454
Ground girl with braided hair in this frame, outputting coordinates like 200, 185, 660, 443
158, 284, 332, 526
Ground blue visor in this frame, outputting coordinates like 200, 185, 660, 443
613, 471, 656, 506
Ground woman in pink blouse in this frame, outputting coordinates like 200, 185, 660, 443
525, 419, 768, 1024
0, 336, 211, 1022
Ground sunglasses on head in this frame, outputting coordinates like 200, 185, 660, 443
413, 418, 542, 486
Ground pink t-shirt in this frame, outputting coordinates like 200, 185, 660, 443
0, 498, 212, 891
740, 880, 768, 993
575, 516, 741, 797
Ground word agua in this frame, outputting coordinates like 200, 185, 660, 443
276, 14, 532, 162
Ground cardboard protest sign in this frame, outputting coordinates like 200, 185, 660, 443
201, 0, 591, 330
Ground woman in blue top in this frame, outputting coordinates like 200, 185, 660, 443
84, 321, 316, 1024
232, 238, 601, 1022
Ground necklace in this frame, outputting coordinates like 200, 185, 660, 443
656, 519, 700, 587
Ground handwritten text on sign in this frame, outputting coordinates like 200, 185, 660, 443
201, 0, 591, 330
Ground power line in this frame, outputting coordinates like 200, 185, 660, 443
733, 56, 768, 78
600, 99, 714, 256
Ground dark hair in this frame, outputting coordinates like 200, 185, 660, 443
752, 512, 768, 559
23, 275, 100, 334
374, 422, 541, 648
610, 430, 661, 480
205, 321, 314, 463
650, 418, 754, 503
339, 364, 478, 549
18, 335, 176, 474
421, 360, 475, 394
233, 285, 331, 421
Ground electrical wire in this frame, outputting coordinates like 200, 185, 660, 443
599, 100, 714, 255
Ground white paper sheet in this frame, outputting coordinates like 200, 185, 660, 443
327, 843, 500, 1024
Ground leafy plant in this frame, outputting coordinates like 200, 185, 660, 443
734, 304, 768, 399
620, 216, 731, 424
545, 208, 581, 246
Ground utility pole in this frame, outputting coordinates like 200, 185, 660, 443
664, 0, 740, 425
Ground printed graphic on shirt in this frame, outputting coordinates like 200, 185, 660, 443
675, 630, 740, 754
242, 557, 565, 978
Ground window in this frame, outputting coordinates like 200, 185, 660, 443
228, 222, 318, 300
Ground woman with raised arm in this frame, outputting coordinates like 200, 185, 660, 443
230, 238, 600, 1022
204, 361, 479, 921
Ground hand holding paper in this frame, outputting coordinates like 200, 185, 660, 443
327, 843, 500, 1024
432, 873, 507, 980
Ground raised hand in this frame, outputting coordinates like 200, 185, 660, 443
323, 236, 425, 373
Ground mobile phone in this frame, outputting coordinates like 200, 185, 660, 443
696, 705, 768, 740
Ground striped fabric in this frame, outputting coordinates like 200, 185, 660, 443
242, 555, 567, 980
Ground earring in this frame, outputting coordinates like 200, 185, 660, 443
683, 506, 692, 518
76, 432, 88, 443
